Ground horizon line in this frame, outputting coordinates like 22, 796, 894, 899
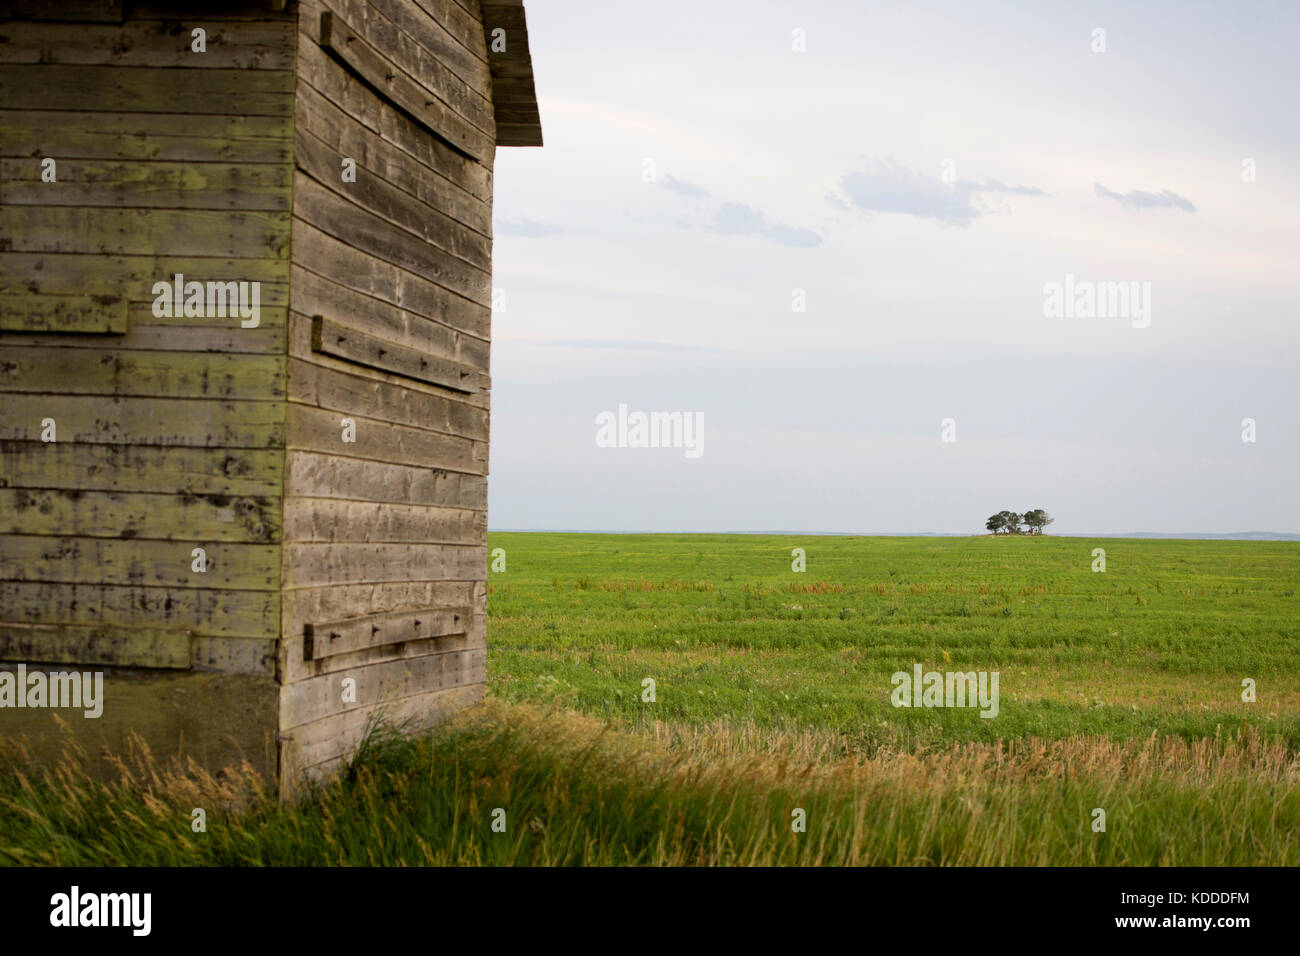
485, 529, 1300, 540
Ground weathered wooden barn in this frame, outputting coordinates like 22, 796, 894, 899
0, 0, 540, 792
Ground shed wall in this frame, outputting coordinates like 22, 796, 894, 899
0, 2, 296, 775
280, 0, 495, 782
0, 0, 527, 788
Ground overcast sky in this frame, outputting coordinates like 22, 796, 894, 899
487, 0, 1299, 535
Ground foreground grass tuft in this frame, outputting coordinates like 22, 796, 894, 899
3, 701, 1297, 866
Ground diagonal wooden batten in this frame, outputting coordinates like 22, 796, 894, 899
310, 313, 483, 393
318, 9, 493, 162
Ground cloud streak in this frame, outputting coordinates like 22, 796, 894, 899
1094, 182, 1196, 212
658, 173, 823, 247
709, 201, 822, 248
834, 160, 1046, 227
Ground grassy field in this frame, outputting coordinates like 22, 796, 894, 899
3, 533, 1298, 865
488, 534, 1300, 747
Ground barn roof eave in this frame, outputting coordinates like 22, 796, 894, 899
481, 0, 544, 147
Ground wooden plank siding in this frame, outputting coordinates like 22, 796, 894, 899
279, 0, 498, 784
0, 0, 540, 792
317, 9, 494, 162
0, 2, 296, 779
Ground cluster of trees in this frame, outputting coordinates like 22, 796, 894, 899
986, 509, 1053, 535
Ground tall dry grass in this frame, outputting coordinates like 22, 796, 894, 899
2, 703, 1297, 865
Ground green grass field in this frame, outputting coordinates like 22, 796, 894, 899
488, 533, 1300, 746
3, 533, 1298, 866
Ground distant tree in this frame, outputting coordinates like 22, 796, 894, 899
1023, 509, 1054, 535
987, 510, 1054, 534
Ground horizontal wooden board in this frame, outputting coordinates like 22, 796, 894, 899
120, 301, 289, 329
0, 157, 292, 210
0, 19, 294, 69
410, 0, 489, 67
493, 104, 546, 124
2, 206, 290, 259
283, 496, 483, 544
0, 621, 189, 669
280, 644, 485, 728
310, 314, 482, 393
284, 450, 486, 508
0, 292, 127, 333
0, 394, 284, 448
294, 82, 491, 238
287, 357, 488, 440
290, 266, 488, 367
292, 175, 488, 305
318, 9, 492, 162
282, 578, 480, 634
282, 542, 485, 588
0, 580, 278, 638
189, 635, 278, 676
110, 319, 282, 354
0, 535, 279, 590
448, 0, 482, 17
1, 1, 123, 22
0, 347, 285, 399
291, 220, 488, 338
0, 64, 293, 115
0, 441, 283, 496
282, 579, 481, 614
0, 488, 280, 543
0, 252, 289, 301
130, 324, 283, 355
0, 626, 276, 676
304, 606, 470, 660
127, 1, 293, 18
285, 402, 485, 474
494, 121, 543, 145
0, 306, 287, 354
293, 128, 490, 264
0, 110, 291, 164
300, 628, 475, 680
285, 682, 481, 780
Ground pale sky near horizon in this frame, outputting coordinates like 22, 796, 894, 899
486, 0, 1299, 535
